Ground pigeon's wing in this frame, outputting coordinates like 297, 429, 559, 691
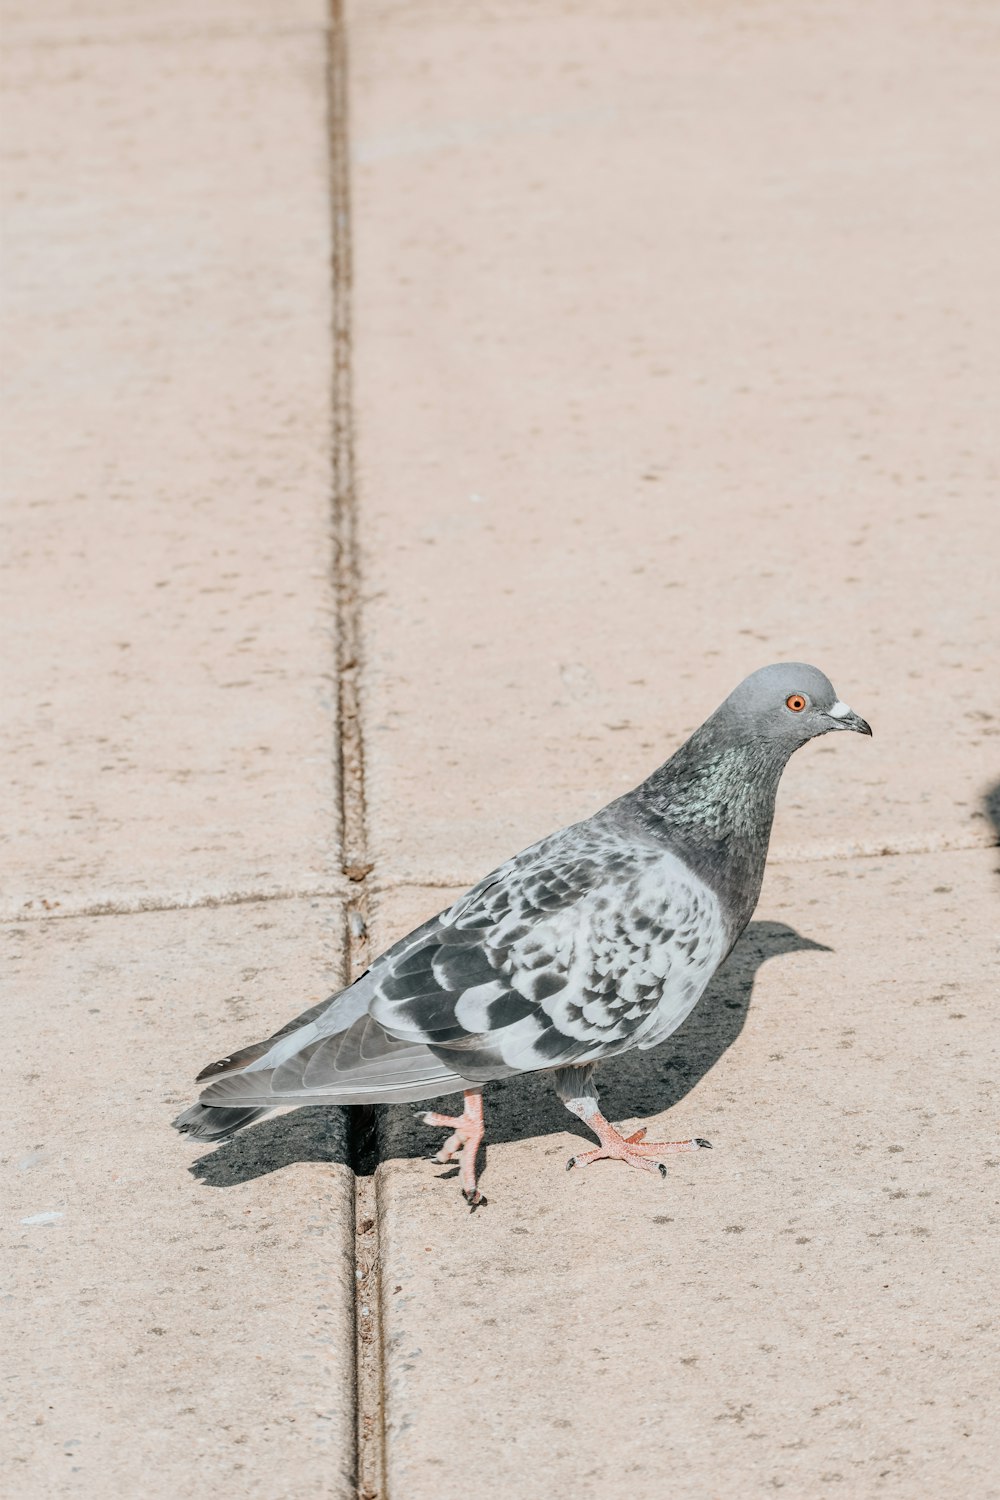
197, 821, 727, 1112
196, 955, 479, 1110
366, 821, 727, 1081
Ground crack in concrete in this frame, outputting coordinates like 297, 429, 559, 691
1, 882, 352, 926
327, 9, 386, 1497
3, 834, 993, 930
357, 832, 999, 896
2, 20, 331, 51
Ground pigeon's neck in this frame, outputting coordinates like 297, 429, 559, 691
628, 723, 792, 937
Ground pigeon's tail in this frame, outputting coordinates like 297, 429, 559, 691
174, 970, 478, 1147
172, 1102, 268, 1141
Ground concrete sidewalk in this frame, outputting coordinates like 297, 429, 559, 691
348, 8, 999, 1490
2, 5, 357, 1495
4, 2, 999, 1497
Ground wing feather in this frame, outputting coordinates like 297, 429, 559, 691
196, 817, 728, 1111
366, 819, 728, 1078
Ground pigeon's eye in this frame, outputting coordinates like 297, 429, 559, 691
785, 694, 807, 712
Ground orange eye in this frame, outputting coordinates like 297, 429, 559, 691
786, 694, 807, 712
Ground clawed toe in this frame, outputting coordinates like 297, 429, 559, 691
418, 1110, 461, 1129
565, 1117, 713, 1181
419, 1091, 487, 1205
618, 1135, 707, 1160
432, 1128, 466, 1162
567, 1144, 668, 1175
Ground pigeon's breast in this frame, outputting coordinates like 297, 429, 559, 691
625, 856, 730, 1051
489, 847, 730, 1057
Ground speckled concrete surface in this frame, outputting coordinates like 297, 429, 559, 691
348, 0, 999, 889
2, 4, 355, 1494
4, 901, 355, 1499
1, 5, 339, 915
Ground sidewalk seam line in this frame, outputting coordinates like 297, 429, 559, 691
359, 836, 998, 893
2, 23, 330, 52
327, 8, 386, 1499
1, 884, 352, 926
3, 834, 993, 928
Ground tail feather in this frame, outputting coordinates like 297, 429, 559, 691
173, 973, 471, 1147
198, 1012, 471, 1109
172, 1102, 268, 1142
194, 990, 351, 1082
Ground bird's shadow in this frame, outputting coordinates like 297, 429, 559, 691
188, 1100, 351, 1186
188, 920, 827, 1188
985, 779, 1000, 878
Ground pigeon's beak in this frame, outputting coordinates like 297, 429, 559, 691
827, 700, 872, 737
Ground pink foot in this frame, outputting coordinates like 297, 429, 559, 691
417, 1089, 487, 1208
566, 1118, 712, 1179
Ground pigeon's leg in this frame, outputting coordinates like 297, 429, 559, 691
554, 1067, 710, 1179
416, 1089, 487, 1208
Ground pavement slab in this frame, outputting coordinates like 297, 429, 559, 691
0, 10, 339, 915
348, 0, 1000, 889
2, 7, 359, 1495
3, 898, 355, 1499
372, 849, 999, 1499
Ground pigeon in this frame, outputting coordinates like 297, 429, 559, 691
174, 662, 870, 1206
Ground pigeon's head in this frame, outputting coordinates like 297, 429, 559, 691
720, 662, 872, 750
